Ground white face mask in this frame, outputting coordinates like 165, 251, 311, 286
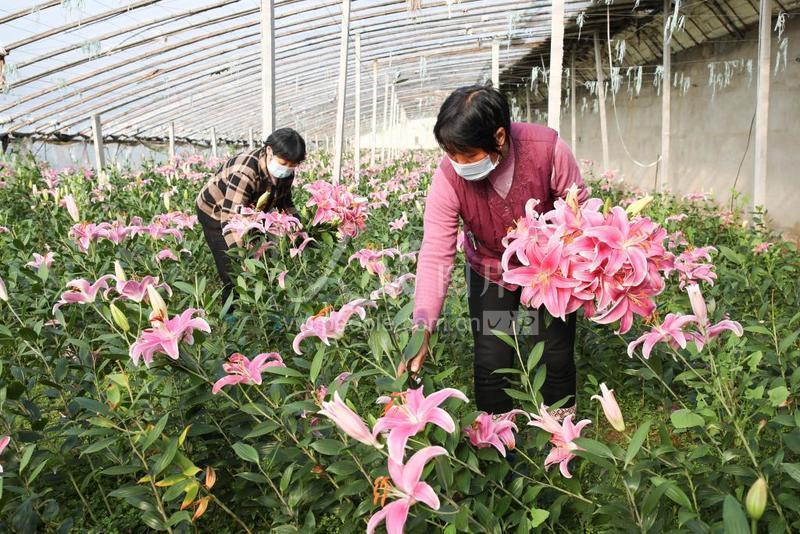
448, 153, 499, 181
267, 149, 295, 179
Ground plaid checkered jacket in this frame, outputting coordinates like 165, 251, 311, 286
196, 148, 296, 247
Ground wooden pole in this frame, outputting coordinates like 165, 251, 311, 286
593, 31, 610, 172
354, 32, 362, 183
389, 84, 396, 159
210, 127, 218, 158
659, 0, 672, 194
381, 75, 389, 161
168, 121, 176, 160
570, 51, 577, 157
491, 39, 500, 88
332, 0, 351, 184
260, 0, 275, 141
548, 0, 565, 132
248, 127, 254, 150
91, 113, 106, 183
370, 59, 378, 167
753, 0, 771, 209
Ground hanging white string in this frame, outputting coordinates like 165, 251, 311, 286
605, 5, 660, 169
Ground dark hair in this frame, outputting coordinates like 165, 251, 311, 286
433, 83, 511, 156
265, 127, 306, 163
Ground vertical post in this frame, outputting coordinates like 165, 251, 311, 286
168, 121, 176, 161
314, 134, 319, 152
354, 33, 362, 183
570, 50, 577, 157
491, 40, 500, 88
753, 0, 771, 209
389, 84, 396, 159
261, 0, 275, 141
248, 127, 254, 150
91, 113, 106, 184
525, 88, 531, 123
332, 0, 351, 184
548, 0, 565, 132
659, 0, 672, 194
381, 76, 389, 161
370, 59, 378, 167
593, 31, 610, 172
210, 127, 218, 159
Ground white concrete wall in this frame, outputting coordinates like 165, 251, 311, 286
515, 20, 800, 232
360, 117, 438, 150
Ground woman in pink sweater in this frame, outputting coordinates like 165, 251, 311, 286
398, 84, 588, 421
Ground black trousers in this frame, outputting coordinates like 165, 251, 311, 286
467, 266, 577, 414
197, 208, 235, 307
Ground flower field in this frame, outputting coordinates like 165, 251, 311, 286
0, 152, 798, 533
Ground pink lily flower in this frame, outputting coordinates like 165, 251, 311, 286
349, 248, 400, 276
26, 251, 56, 270
155, 248, 180, 263
591, 383, 625, 432
529, 404, 591, 478
211, 352, 285, 394
752, 242, 772, 254
318, 391, 382, 448
370, 273, 415, 300
292, 299, 376, 354
277, 270, 288, 289
372, 386, 468, 463
502, 240, 581, 320
368, 446, 447, 534
129, 308, 211, 367
626, 312, 697, 359
463, 412, 519, 457
0, 435, 10, 473
389, 212, 409, 232
685, 284, 743, 350
108, 276, 173, 303
289, 232, 316, 257
69, 222, 111, 252
53, 276, 113, 314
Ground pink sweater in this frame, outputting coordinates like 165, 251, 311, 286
412, 137, 587, 331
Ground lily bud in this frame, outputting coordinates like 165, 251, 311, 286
686, 284, 707, 326
591, 383, 626, 432
64, 194, 80, 223
0, 277, 7, 302
114, 260, 126, 281
109, 302, 130, 332
746, 477, 767, 520
626, 195, 654, 216
146, 285, 168, 322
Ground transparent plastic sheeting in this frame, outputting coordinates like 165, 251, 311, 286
0, 0, 594, 143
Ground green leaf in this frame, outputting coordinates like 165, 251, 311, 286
718, 245, 744, 265
624, 419, 652, 468
572, 438, 616, 463
80, 437, 119, 456
530, 508, 550, 528
311, 439, 344, 455
778, 328, 800, 353
722, 495, 749, 534
782, 463, 800, 484
309, 345, 326, 384
527, 341, 544, 373
670, 409, 704, 429
490, 329, 515, 349
19, 444, 35, 474
141, 414, 169, 452
402, 328, 426, 359
768, 386, 789, 407
151, 437, 179, 477
263, 366, 304, 378
232, 442, 260, 464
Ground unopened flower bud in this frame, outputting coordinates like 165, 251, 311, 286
746, 477, 767, 520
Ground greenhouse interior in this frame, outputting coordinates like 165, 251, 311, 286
0, 0, 799, 532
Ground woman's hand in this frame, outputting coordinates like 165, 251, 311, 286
396, 329, 431, 379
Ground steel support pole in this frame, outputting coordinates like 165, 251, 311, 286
260, 0, 275, 141
370, 59, 378, 167
91, 113, 106, 184
332, 0, 351, 184
491, 40, 500, 88
354, 32, 362, 183
659, 0, 672, 193
547, 0, 565, 132
753, 0, 772, 209
168, 121, 176, 160
593, 31, 610, 172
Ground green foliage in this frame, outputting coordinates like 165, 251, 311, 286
0, 153, 797, 533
